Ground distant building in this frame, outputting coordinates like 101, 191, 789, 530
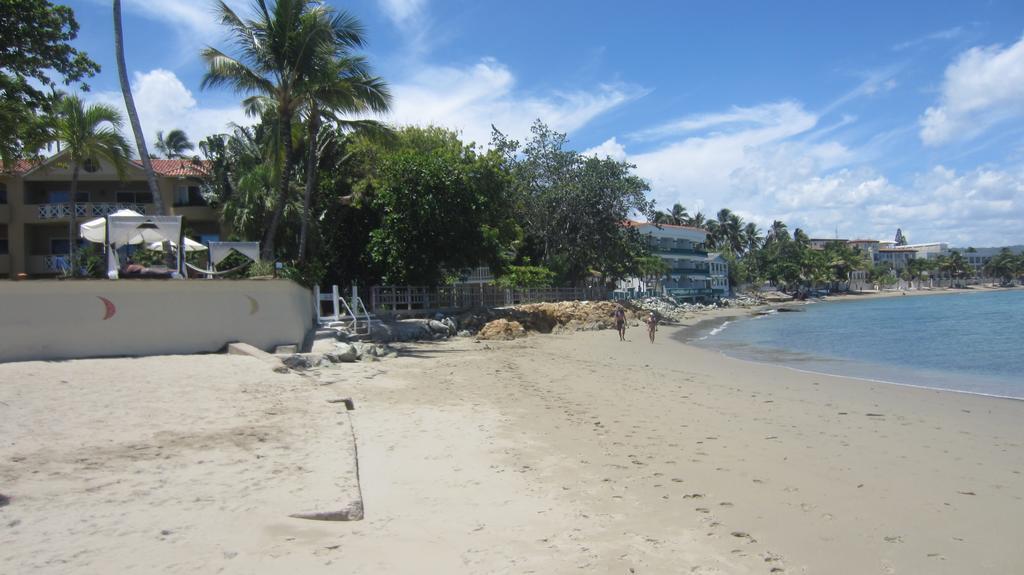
847, 239, 880, 259
876, 247, 918, 270
901, 242, 948, 260
950, 246, 1024, 273
809, 238, 848, 251
707, 253, 730, 296
620, 220, 726, 302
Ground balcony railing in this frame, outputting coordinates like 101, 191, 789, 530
666, 287, 713, 297
36, 202, 146, 220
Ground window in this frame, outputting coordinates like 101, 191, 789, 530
47, 190, 88, 203
50, 238, 69, 255
0, 239, 7, 255
0, 183, 6, 204
174, 184, 205, 206
116, 191, 153, 204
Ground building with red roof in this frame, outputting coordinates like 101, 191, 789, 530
0, 151, 223, 277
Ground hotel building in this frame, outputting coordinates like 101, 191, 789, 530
1, 152, 225, 278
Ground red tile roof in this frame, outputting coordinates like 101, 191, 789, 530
625, 219, 708, 233
140, 159, 211, 177
3, 157, 210, 177
1, 159, 40, 174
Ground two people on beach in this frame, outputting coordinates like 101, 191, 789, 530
612, 305, 658, 343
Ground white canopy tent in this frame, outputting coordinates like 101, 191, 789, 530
79, 211, 187, 279
208, 241, 260, 266
146, 237, 208, 253
187, 241, 261, 278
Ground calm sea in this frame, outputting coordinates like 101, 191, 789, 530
686, 289, 1024, 399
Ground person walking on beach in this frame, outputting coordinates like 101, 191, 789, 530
613, 305, 627, 341
646, 312, 658, 343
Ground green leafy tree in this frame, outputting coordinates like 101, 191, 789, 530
0, 0, 99, 162
361, 127, 516, 285
202, 0, 366, 260
297, 52, 391, 263
50, 95, 131, 276
495, 265, 556, 288
493, 120, 655, 284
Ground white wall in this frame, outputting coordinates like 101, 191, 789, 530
0, 279, 313, 363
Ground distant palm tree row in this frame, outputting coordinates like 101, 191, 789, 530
652, 203, 799, 257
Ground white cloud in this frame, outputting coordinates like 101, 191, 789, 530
91, 0, 222, 40
892, 26, 965, 52
386, 58, 645, 146
601, 97, 1023, 245
583, 137, 627, 161
378, 0, 426, 27
628, 101, 815, 142
90, 69, 248, 154
622, 101, 823, 209
920, 35, 1024, 146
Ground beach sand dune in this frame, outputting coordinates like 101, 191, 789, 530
2, 326, 1023, 573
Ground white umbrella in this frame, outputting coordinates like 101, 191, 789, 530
79, 209, 143, 243
146, 237, 208, 252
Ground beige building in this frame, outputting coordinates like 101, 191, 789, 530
1, 153, 224, 278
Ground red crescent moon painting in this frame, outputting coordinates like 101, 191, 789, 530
98, 296, 116, 320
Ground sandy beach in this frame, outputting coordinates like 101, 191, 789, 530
3, 318, 1023, 573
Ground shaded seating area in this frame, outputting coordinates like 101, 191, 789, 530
80, 210, 190, 280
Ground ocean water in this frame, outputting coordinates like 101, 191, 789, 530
687, 290, 1024, 399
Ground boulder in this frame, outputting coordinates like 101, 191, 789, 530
281, 354, 317, 371
328, 344, 359, 363
427, 320, 451, 336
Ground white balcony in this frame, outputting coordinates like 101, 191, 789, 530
33, 202, 149, 221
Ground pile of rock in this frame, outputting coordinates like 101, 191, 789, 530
280, 342, 399, 371
476, 318, 527, 340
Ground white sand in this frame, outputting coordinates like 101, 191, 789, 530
0, 355, 361, 573
3, 322, 1023, 574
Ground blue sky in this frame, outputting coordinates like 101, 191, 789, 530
66, 0, 1024, 246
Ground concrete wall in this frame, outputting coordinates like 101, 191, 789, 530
0, 279, 313, 363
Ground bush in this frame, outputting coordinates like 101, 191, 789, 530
495, 265, 555, 288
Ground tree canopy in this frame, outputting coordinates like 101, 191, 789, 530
0, 0, 99, 161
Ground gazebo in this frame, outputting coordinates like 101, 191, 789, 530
80, 210, 188, 279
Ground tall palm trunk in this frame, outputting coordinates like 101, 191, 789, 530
262, 109, 293, 261
113, 0, 162, 214
114, 0, 172, 267
298, 106, 320, 263
68, 164, 80, 277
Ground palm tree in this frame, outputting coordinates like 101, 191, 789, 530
51, 95, 131, 276
202, 0, 368, 261
154, 129, 195, 159
297, 53, 391, 262
743, 222, 762, 255
793, 228, 811, 248
687, 211, 706, 228
669, 203, 689, 226
766, 220, 789, 244
113, 0, 163, 215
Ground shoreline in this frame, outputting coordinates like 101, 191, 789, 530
674, 285, 1024, 402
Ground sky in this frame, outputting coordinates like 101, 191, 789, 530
63, 0, 1024, 247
